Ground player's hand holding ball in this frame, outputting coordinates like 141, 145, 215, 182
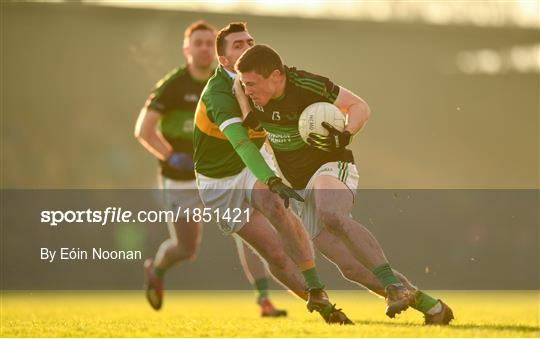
307, 122, 352, 152
298, 102, 350, 152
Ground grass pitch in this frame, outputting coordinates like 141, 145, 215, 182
1, 290, 539, 337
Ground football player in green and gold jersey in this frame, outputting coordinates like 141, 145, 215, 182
135, 21, 286, 317
193, 22, 352, 325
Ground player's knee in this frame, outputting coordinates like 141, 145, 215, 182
183, 247, 199, 261
172, 244, 198, 262
318, 209, 345, 234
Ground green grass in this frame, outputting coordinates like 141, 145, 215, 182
1, 290, 539, 337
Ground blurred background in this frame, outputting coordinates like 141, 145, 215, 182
1, 1, 538, 290
2, 0, 538, 189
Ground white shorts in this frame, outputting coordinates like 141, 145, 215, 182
159, 176, 202, 237
195, 146, 278, 235
292, 161, 359, 239
159, 176, 202, 211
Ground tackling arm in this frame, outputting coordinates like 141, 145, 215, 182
223, 122, 303, 207
233, 77, 251, 119
233, 77, 262, 130
221, 122, 275, 183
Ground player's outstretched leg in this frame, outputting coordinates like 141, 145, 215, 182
251, 181, 353, 324
233, 235, 287, 317
313, 175, 413, 318
236, 209, 353, 325
314, 227, 454, 325
144, 217, 202, 310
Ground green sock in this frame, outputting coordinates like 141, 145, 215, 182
318, 303, 334, 318
372, 263, 400, 288
301, 267, 325, 290
153, 266, 165, 278
254, 277, 269, 304
410, 290, 439, 314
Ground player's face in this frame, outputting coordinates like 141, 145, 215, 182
239, 70, 279, 106
185, 29, 216, 69
222, 32, 255, 69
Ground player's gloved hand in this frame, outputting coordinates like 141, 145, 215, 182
167, 152, 194, 171
307, 122, 352, 152
266, 176, 304, 208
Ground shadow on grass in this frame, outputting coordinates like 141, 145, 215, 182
352, 320, 539, 333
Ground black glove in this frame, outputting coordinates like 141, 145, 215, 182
266, 176, 304, 208
307, 122, 352, 152
242, 111, 263, 131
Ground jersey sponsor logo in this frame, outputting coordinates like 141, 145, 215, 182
184, 93, 199, 103
267, 132, 293, 144
272, 111, 281, 121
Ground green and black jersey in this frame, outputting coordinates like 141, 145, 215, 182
193, 65, 269, 179
249, 66, 354, 189
144, 66, 208, 180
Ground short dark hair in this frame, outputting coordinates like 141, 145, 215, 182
183, 20, 216, 44
235, 44, 284, 78
216, 22, 247, 56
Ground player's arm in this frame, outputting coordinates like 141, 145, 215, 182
221, 121, 274, 182
233, 77, 251, 119
135, 107, 194, 171
220, 118, 303, 207
134, 107, 172, 161
334, 86, 371, 135
307, 86, 371, 152
233, 77, 262, 130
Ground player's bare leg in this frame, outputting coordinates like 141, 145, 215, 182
236, 210, 308, 299
236, 209, 352, 324
144, 214, 202, 310
233, 235, 287, 317
313, 175, 412, 318
314, 228, 454, 325
251, 181, 315, 271
250, 180, 352, 323
155, 218, 202, 269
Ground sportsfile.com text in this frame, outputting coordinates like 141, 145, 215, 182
40, 207, 250, 226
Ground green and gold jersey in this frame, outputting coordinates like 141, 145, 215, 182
144, 66, 208, 180
193, 65, 267, 178
250, 66, 354, 189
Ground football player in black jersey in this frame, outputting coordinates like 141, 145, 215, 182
233, 44, 453, 325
